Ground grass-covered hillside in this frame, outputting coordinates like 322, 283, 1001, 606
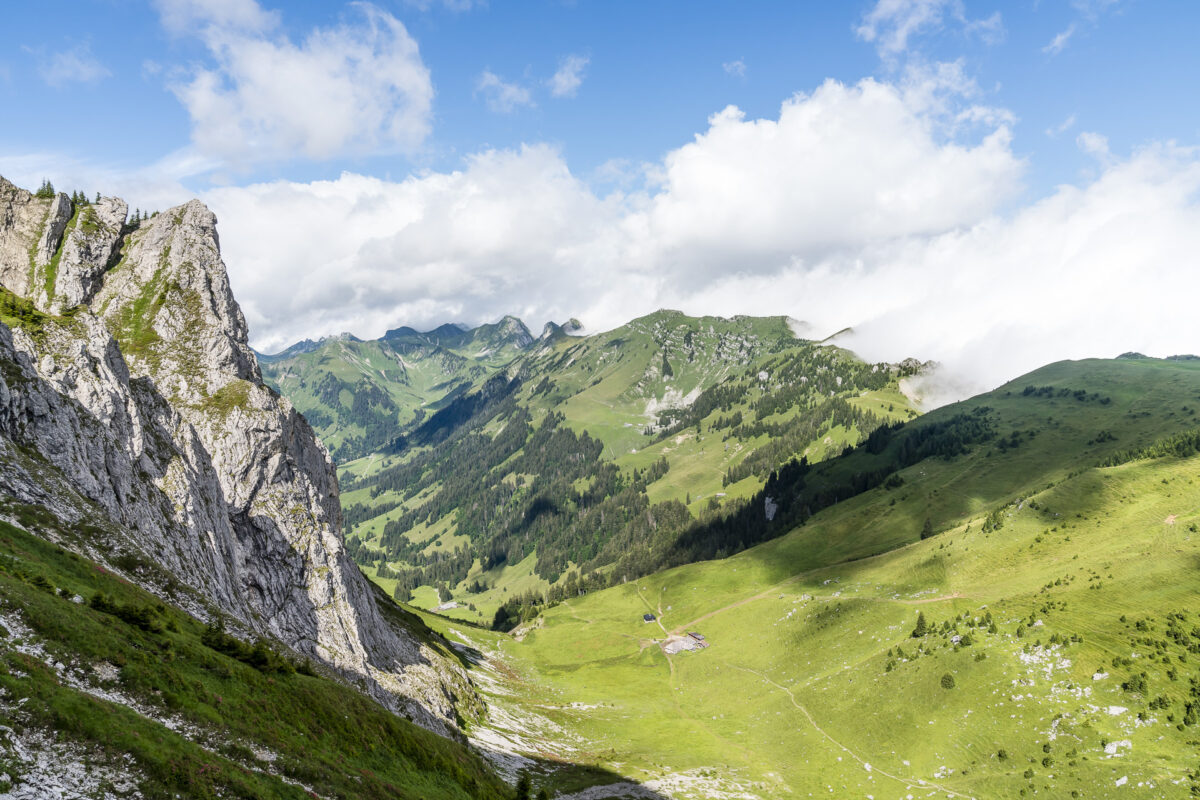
417, 355, 1200, 799
0, 502, 512, 800
258, 316, 538, 460
325, 310, 921, 626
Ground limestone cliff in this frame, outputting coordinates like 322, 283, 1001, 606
0, 177, 478, 734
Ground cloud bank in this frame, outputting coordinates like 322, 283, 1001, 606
207, 75, 1019, 348
195, 68, 1200, 401
6, 48, 1190, 402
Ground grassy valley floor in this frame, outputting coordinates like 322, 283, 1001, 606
412, 358, 1200, 798
427, 452, 1200, 798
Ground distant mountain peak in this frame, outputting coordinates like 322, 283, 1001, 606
475, 315, 534, 350
537, 317, 584, 342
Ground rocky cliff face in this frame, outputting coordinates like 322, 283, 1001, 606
0, 177, 476, 734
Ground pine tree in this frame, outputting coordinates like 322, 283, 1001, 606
911, 610, 928, 638
921, 517, 934, 539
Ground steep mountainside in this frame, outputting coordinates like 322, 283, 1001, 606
424, 355, 1200, 799
258, 315, 541, 460
312, 309, 923, 626
0, 176, 478, 735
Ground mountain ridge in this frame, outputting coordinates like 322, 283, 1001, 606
310, 307, 926, 627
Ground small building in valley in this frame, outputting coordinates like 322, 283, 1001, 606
643, 613, 656, 623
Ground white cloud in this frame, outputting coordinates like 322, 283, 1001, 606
31, 43, 111, 87
856, 0, 1004, 57
159, 1, 432, 165
1047, 1, 1123, 56
898, 59, 1014, 132
1077, 130, 1111, 161
1043, 24, 1076, 55
857, 0, 954, 56
549, 55, 589, 98
402, 0, 480, 10
632, 79, 1020, 283
964, 11, 1005, 45
477, 70, 534, 112
591, 157, 653, 191
1046, 113, 1077, 138
154, 0, 278, 35
723, 59, 747, 78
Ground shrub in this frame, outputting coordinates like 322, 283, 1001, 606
941, 672, 956, 689
201, 621, 295, 674
90, 592, 162, 633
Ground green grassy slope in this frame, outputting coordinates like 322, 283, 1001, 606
329, 311, 920, 623
423, 356, 1200, 798
0, 504, 511, 800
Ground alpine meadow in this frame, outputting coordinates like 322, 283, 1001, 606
3, 2, 1200, 799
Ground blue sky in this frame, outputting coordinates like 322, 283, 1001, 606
2, 1, 1199, 394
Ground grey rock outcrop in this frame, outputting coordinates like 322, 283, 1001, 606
48, 195, 127, 312
0, 176, 477, 734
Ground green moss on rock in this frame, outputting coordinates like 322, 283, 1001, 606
0, 286, 81, 344
198, 380, 252, 417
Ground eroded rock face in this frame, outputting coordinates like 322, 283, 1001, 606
0, 177, 53, 298
0, 177, 476, 735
